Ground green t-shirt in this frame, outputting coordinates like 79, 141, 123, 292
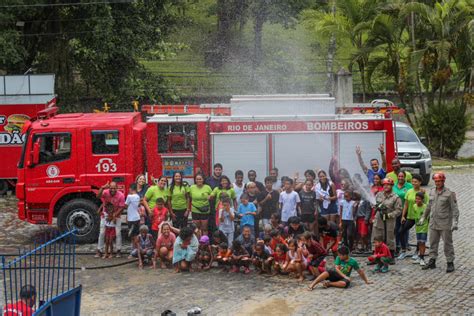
211, 187, 236, 202
414, 203, 429, 233
145, 186, 169, 210
387, 170, 412, 184
404, 188, 429, 220
334, 256, 360, 277
393, 182, 413, 206
189, 184, 212, 214
169, 184, 190, 210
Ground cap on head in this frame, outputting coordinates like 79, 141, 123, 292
382, 178, 394, 186
432, 172, 446, 181
199, 235, 210, 244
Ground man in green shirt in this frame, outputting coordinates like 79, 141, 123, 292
386, 159, 412, 184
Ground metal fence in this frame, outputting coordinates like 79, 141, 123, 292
1, 229, 80, 315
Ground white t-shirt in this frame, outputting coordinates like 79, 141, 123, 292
233, 182, 245, 205
125, 193, 141, 221
279, 190, 300, 222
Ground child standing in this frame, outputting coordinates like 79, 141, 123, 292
103, 203, 116, 259
237, 194, 257, 234
218, 197, 235, 247
414, 192, 429, 266
230, 240, 251, 274
368, 237, 392, 273
354, 192, 371, 252
308, 246, 372, 290
283, 239, 306, 282
151, 198, 169, 240
339, 191, 356, 251
125, 183, 141, 241
299, 179, 318, 233
257, 177, 281, 227
279, 179, 301, 225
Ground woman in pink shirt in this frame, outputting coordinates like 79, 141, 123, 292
153, 222, 176, 269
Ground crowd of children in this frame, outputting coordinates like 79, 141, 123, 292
96, 153, 435, 289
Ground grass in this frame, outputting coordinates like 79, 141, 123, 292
432, 157, 474, 166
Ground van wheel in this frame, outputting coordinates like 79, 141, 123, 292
57, 199, 100, 244
0, 180, 8, 196
421, 173, 430, 186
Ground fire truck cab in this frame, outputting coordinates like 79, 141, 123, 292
17, 109, 145, 243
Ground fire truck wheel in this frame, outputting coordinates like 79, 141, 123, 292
57, 199, 100, 244
0, 180, 8, 196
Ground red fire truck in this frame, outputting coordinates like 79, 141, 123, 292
0, 75, 56, 195
17, 96, 396, 243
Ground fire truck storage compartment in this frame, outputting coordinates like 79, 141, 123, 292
338, 132, 385, 185
272, 133, 333, 180
212, 134, 268, 180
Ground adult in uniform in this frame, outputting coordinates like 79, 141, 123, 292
373, 178, 402, 257
419, 172, 459, 273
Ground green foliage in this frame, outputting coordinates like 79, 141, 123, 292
419, 100, 469, 158
0, 0, 180, 106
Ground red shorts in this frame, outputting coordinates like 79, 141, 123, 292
357, 217, 369, 237
105, 226, 116, 239
322, 236, 339, 253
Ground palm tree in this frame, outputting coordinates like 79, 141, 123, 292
302, 0, 379, 101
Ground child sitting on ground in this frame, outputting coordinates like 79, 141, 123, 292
271, 244, 288, 276
230, 240, 251, 274
236, 226, 256, 256
368, 237, 392, 273
103, 203, 116, 259
216, 242, 232, 271
258, 224, 272, 240
269, 213, 284, 234
285, 216, 306, 240
283, 239, 306, 282
252, 243, 272, 274
197, 235, 213, 270
318, 217, 339, 258
308, 246, 372, 290
299, 232, 327, 279
131, 225, 155, 269
153, 222, 176, 269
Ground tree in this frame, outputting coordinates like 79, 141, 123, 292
0, 0, 178, 107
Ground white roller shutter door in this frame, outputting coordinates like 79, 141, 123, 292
273, 134, 333, 180
212, 134, 268, 180
338, 132, 385, 186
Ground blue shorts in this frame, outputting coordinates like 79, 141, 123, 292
416, 233, 427, 243
320, 202, 338, 216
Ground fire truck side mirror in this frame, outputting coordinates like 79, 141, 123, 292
29, 140, 41, 167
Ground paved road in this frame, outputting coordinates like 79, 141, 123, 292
1, 169, 473, 315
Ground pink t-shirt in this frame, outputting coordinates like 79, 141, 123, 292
156, 232, 176, 250
100, 189, 125, 218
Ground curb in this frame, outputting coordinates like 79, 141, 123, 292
433, 164, 474, 170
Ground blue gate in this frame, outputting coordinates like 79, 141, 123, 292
1, 229, 81, 316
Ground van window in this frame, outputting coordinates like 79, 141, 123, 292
34, 133, 71, 164
396, 127, 419, 142
92, 131, 119, 154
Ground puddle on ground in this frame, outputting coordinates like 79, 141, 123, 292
237, 298, 296, 316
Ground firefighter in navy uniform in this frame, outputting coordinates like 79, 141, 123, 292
374, 178, 402, 259
419, 172, 459, 273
